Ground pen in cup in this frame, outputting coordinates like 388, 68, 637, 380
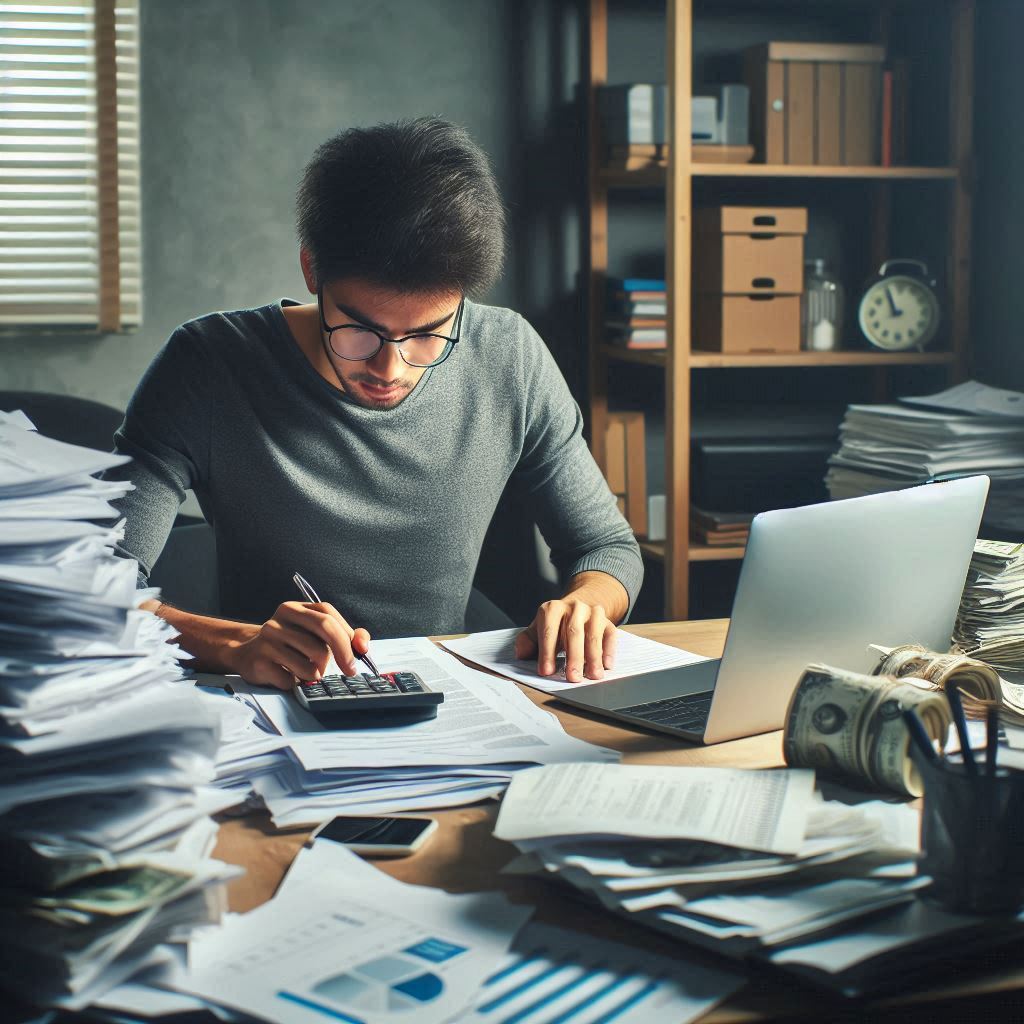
291, 571, 380, 678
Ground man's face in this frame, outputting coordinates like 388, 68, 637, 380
318, 278, 462, 410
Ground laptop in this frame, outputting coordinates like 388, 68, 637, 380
555, 476, 990, 745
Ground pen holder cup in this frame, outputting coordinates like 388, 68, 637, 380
912, 750, 1024, 915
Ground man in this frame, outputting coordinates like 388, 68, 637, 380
111, 117, 642, 689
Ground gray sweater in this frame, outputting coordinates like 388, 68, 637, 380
109, 299, 643, 637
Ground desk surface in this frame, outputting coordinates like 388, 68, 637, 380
213, 620, 1024, 1023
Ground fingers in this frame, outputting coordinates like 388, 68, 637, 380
602, 620, 618, 671
535, 603, 563, 677
514, 625, 538, 660
238, 655, 297, 691
351, 627, 371, 659
563, 602, 590, 683
529, 600, 611, 683
275, 601, 360, 676
262, 619, 332, 678
583, 606, 608, 681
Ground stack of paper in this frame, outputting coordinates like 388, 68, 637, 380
825, 381, 1024, 534
955, 539, 1024, 671
99, 840, 747, 1024
0, 412, 238, 1010
494, 764, 925, 962
207, 637, 618, 827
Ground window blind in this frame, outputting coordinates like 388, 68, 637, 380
0, 0, 140, 329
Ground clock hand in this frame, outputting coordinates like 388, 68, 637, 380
885, 286, 902, 317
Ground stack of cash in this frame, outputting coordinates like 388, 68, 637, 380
784, 664, 952, 797
955, 539, 1024, 673
877, 640, 1024, 727
0, 411, 238, 1011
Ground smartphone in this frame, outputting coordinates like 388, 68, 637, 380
310, 815, 438, 857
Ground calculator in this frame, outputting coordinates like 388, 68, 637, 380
293, 671, 444, 726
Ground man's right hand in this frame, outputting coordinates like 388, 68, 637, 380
225, 601, 371, 690
144, 599, 371, 691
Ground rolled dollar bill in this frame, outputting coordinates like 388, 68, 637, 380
873, 644, 1011, 720
784, 664, 952, 798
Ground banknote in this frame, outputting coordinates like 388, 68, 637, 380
784, 664, 951, 798
876, 644, 1024, 726
31, 864, 191, 917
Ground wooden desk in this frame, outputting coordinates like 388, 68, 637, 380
212, 620, 1024, 1023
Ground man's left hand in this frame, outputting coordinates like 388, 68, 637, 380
514, 571, 629, 683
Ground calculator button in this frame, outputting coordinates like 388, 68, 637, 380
325, 681, 351, 697
301, 684, 327, 698
397, 680, 424, 692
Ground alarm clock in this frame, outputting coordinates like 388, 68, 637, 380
857, 260, 941, 351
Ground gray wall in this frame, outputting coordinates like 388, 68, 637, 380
1, 0, 587, 408
4, 0, 1021, 408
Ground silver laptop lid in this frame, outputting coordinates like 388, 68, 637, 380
703, 476, 990, 744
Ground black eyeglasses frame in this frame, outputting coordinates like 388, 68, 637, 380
317, 287, 465, 369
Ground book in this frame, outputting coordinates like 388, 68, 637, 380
611, 278, 666, 292
606, 318, 667, 331
611, 290, 666, 303
610, 329, 667, 348
881, 69, 893, 167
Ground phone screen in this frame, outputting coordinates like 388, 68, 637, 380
316, 816, 433, 848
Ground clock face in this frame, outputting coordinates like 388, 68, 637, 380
858, 275, 941, 351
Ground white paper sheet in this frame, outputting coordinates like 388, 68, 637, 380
178, 841, 530, 1024
494, 763, 816, 855
440, 627, 709, 693
248, 637, 617, 772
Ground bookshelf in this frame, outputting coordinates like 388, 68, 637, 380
585, 0, 975, 620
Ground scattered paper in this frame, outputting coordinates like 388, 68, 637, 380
440, 626, 708, 693
494, 763, 816, 855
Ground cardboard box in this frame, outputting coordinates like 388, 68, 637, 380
604, 412, 647, 536
694, 294, 801, 353
696, 233, 805, 294
695, 206, 807, 295
744, 42, 884, 165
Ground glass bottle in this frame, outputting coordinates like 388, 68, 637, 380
802, 259, 844, 352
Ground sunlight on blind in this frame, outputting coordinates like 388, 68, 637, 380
0, 0, 140, 329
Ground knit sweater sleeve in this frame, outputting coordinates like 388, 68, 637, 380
509, 315, 644, 619
106, 325, 212, 580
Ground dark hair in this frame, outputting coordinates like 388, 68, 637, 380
296, 117, 506, 297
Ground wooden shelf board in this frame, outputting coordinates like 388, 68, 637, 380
600, 164, 958, 187
690, 350, 956, 368
639, 541, 746, 563
601, 344, 666, 366
603, 345, 955, 370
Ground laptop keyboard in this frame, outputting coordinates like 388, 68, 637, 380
616, 692, 714, 734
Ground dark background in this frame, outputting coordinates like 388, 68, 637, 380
2, 0, 1021, 619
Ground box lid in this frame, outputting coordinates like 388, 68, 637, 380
696, 206, 808, 235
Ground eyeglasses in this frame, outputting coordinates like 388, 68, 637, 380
317, 287, 464, 368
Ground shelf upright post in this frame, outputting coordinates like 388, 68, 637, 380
948, 0, 974, 382
586, 0, 610, 469
665, 0, 693, 620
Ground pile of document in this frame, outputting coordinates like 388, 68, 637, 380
955, 539, 1024, 671
825, 381, 1024, 534
493, 763, 992, 994
95, 839, 746, 1024
200, 636, 618, 827
0, 411, 237, 1010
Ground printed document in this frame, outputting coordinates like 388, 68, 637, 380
177, 841, 530, 1024
246, 637, 616, 772
494, 763, 815, 855
440, 627, 708, 693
